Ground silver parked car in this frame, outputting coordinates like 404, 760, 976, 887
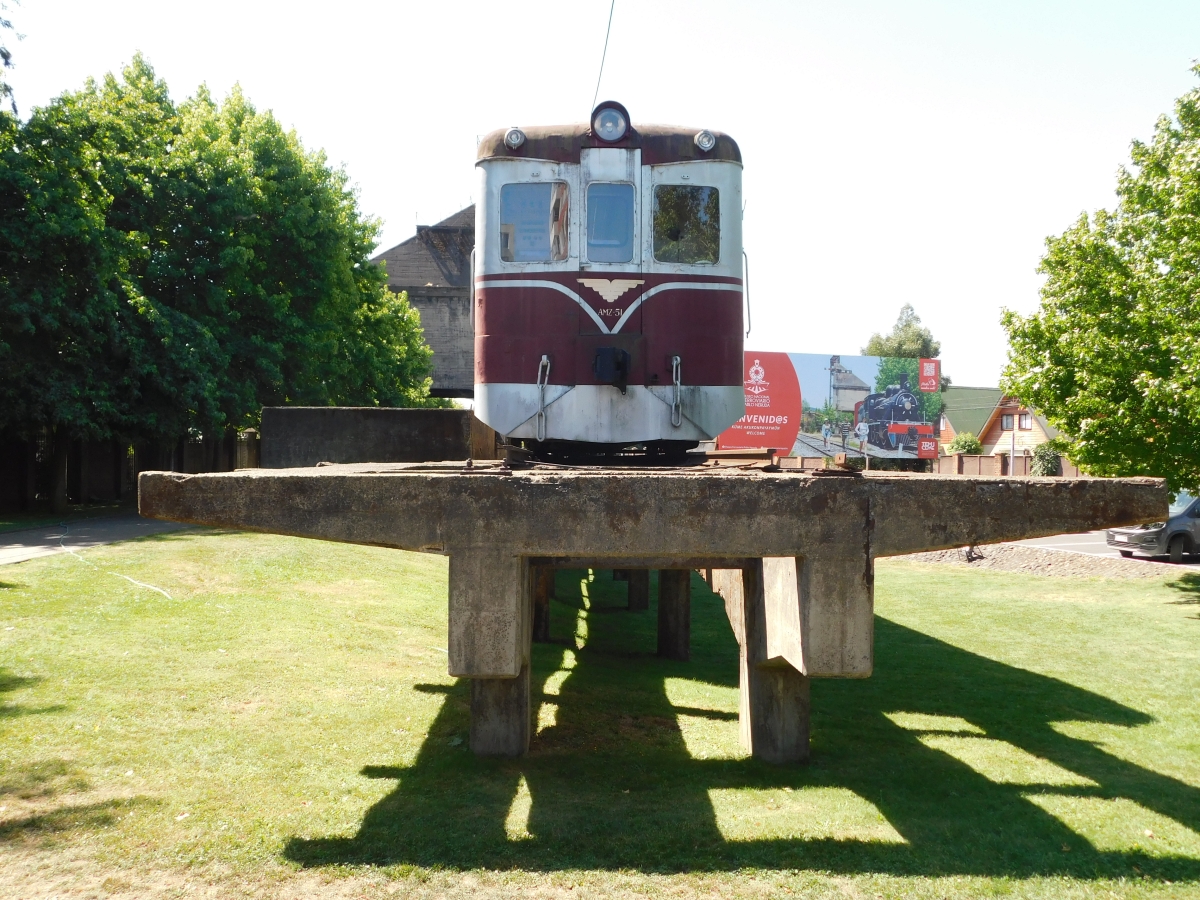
1106, 491, 1198, 563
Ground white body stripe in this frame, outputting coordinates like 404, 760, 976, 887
610, 281, 742, 333
477, 280, 609, 332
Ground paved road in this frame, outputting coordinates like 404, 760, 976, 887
0, 515, 193, 566
1015, 529, 1200, 568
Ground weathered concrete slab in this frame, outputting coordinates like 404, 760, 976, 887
139, 463, 1166, 763
260, 408, 497, 468
139, 465, 1164, 559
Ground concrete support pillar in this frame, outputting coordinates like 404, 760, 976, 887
712, 551, 873, 764
737, 563, 811, 763
470, 662, 530, 756
532, 566, 553, 643
447, 550, 532, 756
627, 569, 649, 612
657, 569, 691, 661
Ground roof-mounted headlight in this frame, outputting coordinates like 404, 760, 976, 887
591, 101, 630, 142
694, 130, 717, 152
504, 127, 526, 150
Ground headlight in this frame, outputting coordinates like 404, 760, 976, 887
592, 105, 628, 142
504, 127, 526, 150
694, 130, 716, 152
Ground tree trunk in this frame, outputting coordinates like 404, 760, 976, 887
51, 427, 69, 514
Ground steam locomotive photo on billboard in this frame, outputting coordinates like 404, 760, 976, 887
854, 371, 936, 451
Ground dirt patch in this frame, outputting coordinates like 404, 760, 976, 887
894, 543, 1176, 579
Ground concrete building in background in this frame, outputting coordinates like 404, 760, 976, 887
828, 356, 871, 412
372, 206, 475, 399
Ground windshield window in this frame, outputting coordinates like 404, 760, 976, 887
1169, 491, 1196, 517
653, 185, 720, 264
499, 182, 569, 262
586, 182, 635, 263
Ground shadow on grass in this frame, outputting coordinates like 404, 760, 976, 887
0, 759, 90, 800
1166, 573, 1200, 605
286, 570, 1200, 881
0, 668, 63, 720
0, 797, 153, 844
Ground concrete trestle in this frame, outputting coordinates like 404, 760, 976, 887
138, 462, 1164, 763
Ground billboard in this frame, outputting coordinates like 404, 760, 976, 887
717, 353, 943, 459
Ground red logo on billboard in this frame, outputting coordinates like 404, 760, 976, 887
717, 353, 802, 452
919, 358, 940, 392
917, 437, 939, 459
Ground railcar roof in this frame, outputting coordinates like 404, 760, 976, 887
476, 123, 741, 165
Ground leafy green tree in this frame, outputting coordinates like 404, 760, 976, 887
1003, 67, 1200, 493
0, 1, 15, 114
863, 304, 941, 359
0, 57, 440, 508
948, 432, 983, 455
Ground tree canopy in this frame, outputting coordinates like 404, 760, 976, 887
863, 305, 944, 421
863, 304, 941, 359
0, 2, 13, 114
1003, 67, 1200, 493
0, 56, 440, 447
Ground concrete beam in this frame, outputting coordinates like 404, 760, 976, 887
139, 466, 1165, 561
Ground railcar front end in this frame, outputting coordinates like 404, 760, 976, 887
473, 102, 745, 458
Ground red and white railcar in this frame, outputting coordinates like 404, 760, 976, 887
473, 101, 745, 459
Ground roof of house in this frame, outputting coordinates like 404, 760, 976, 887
941, 386, 1005, 438
371, 206, 475, 289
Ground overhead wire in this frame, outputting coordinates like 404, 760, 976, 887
590, 0, 617, 114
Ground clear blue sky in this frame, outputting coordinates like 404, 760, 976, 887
7, 1, 1200, 386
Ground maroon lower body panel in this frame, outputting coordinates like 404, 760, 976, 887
476, 276, 743, 387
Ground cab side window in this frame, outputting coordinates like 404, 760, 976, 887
499, 182, 569, 262
653, 185, 720, 264
586, 182, 635, 263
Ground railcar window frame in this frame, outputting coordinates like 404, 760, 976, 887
585, 181, 636, 264
652, 184, 721, 265
498, 181, 570, 263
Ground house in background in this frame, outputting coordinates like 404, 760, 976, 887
939, 386, 1057, 458
371, 206, 475, 399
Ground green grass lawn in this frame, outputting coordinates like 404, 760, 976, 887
1, 530, 1199, 898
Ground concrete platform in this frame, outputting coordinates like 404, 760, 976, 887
138, 462, 1165, 762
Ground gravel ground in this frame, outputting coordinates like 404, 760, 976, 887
896, 542, 1180, 579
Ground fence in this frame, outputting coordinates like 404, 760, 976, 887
0, 428, 261, 513
935, 453, 1084, 477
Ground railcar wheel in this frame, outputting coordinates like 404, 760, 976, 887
1169, 535, 1186, 564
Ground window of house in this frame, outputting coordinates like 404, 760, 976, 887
653, 185, 720, 264
499, 182, 570, 262
1001, 414, 1014, 431
1019, 412, 1032, 430
586, 182, 635, 263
